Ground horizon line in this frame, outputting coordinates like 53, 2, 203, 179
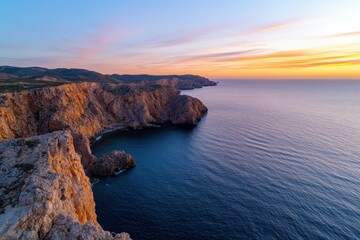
1, 65, 360, 80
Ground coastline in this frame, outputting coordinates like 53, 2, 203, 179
0, 76, 215, 239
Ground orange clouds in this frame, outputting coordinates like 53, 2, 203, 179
151, 45, 360, 79
20, 18, 359, 79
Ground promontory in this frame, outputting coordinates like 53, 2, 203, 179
0, 66, 216, 239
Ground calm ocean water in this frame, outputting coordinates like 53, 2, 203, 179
92, 80, 360, 240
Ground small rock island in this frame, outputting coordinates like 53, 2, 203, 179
0, 66, 216, 239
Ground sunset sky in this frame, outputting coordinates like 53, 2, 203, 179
1, 0, 360, 79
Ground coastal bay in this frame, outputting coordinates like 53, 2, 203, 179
93, 80, 360, 239
0, 69, 215, 239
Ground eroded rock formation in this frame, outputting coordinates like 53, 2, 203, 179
0, 82, 207, 142
0, 131, 130, 240
0, 81, 210, 239
91, 150, 136, 177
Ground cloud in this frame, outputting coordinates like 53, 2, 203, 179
139, 24, 230, 49
74, 26, 128, 62
279, 59, 360, 68
167, 45, 360, 71
236, 51, 360, 69
172, 49, 262, 63
52, 23, 135, 67
217, 50, 309, 62
145, 35, 199, 48
325, 31, 360, 38
238, 20, 305, 36
145, 19, 306, 49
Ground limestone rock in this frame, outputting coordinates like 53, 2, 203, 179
91, 150, 136, 177
0, 81, 209, 239
169, 94, 208, 125
0, 82, 208, 142
0, 131, 131, 240
72, 131, 97, 173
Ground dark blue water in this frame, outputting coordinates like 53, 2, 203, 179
92, 80, 360, 240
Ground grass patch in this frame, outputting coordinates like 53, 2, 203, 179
0, 81, 66, 93
0, 85, 27, 92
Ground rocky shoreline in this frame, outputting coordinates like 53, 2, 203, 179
0, 79, 212, 239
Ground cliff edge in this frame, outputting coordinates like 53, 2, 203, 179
0, 82, 207, 142
0, 81, 210, 239
0, 131, 130, 240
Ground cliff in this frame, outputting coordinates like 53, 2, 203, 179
91, 151, 136, 177
0, 81, 209, 239
0, 131, 130, 240
0, 82, 207, 142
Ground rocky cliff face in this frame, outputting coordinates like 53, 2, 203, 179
0, 82, 207, 142
0, 131, 130, 240
0, 81, 209, 239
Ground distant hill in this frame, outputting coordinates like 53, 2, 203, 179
0, 66, 115, 83
110, 74, 217, 90
0, 66, 217, 92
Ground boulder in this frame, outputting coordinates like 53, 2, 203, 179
91, 150, 136, 177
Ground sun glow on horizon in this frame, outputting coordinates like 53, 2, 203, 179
0, 0, 360, 79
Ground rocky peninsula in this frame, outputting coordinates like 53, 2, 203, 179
0, 66, 216, 91
0, 68, 215, 239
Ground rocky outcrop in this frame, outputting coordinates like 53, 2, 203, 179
169, 94, 209, 125
0, 82, 207, 143
0, 79, 210, 239
110, 74, 217, 90
91, 151, 136, 177
0, 131, 131, 240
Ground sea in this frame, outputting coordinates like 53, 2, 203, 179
92, 80, 360, 240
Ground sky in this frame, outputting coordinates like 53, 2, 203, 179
1, 0, 360, 79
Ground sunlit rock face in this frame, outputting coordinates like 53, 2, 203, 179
0, 82, 207, 142
0, 131, 131, 240
0, 81, 208, 240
